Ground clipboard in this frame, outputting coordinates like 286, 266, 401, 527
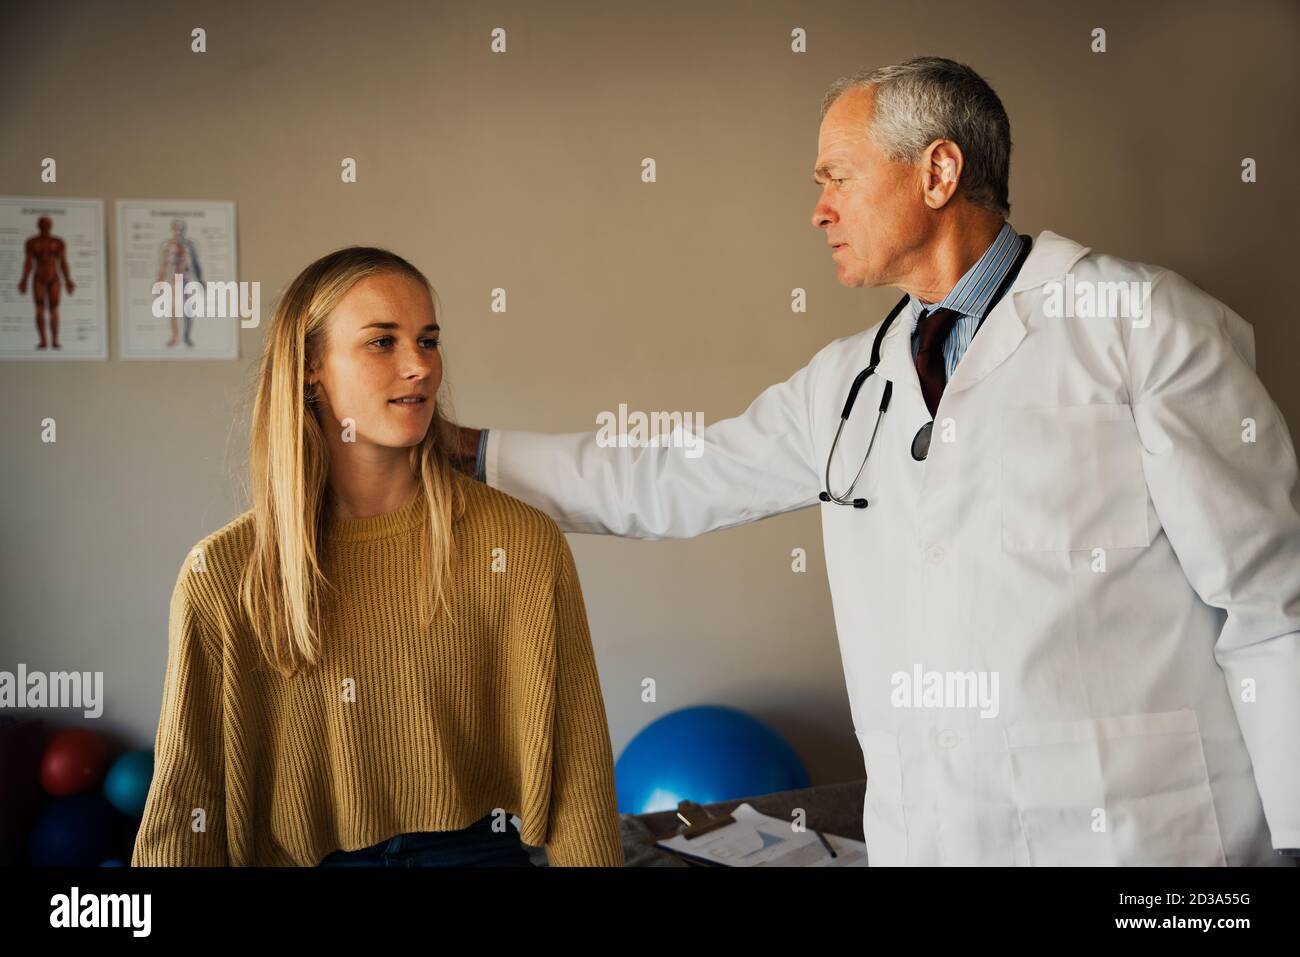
651, 800, 868, 867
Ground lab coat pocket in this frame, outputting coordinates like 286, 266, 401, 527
856, 730, 907, 865
1005, 710, 1226, 865
1000, 403, 1150, 551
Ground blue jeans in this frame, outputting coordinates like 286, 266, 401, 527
318, 813, 534, 867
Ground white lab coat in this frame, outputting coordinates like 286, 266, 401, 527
484, 230, 1300, 866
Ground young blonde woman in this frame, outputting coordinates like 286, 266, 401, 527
131, 247, 624, 867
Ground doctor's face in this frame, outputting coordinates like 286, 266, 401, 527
308, 271, 442, 451
811, 86, 929, 289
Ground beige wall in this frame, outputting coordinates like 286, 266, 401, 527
2, 0, 1296, 787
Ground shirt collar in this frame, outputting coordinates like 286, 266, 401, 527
908, 221, 1020, 331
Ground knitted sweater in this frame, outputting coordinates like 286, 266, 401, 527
130, 471, 624, 866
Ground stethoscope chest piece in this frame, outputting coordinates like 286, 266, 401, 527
911, 421, 933, 461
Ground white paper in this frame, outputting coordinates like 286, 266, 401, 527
656, 803, 869, 867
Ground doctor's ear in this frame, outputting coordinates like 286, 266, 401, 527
921, 140, 964, 210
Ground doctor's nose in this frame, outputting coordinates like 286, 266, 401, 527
812, 199, 837, 231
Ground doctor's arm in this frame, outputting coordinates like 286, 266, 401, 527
1128, 271, 1300, 855
459, 353, 826, 540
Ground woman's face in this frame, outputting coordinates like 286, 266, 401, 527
308, 271, 442, 450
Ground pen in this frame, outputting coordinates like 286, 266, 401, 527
814, 828, 837, 859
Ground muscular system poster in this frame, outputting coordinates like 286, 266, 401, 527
0, 197, 108, 360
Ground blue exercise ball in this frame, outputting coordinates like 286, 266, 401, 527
615, 705, 809, 814
103, 750, 153, 817
29, 793, 123, 866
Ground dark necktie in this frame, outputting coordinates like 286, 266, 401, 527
915, 306, 961, 418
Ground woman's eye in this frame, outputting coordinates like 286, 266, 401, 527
368, 336, 439, 349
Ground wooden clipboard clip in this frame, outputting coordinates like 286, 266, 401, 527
674, 800, 736, 839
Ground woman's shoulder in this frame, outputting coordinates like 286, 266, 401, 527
169, 508, 256, 617
189, 508, 257, 567
452, 470, 567, 557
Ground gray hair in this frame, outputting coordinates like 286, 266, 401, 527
820, 57, 1011, 216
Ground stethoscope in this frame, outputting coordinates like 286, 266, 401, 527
819, 234, 1033, 509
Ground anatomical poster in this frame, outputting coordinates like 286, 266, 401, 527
115, 199, 240, 360
0, 196, 108, 360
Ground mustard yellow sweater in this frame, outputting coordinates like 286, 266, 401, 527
131, 471, 624, 867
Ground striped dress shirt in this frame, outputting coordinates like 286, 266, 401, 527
909, 220, 1023, 381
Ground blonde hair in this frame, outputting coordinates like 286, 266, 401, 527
239, 246, 465, 677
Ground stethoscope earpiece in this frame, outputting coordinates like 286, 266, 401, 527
822, 492, 868, 507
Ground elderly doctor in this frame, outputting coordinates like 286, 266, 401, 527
455, 56, 1300, 866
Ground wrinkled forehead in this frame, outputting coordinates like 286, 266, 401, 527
816, 86, 875, 162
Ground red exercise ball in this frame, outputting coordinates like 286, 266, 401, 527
39, 729, 108, 796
